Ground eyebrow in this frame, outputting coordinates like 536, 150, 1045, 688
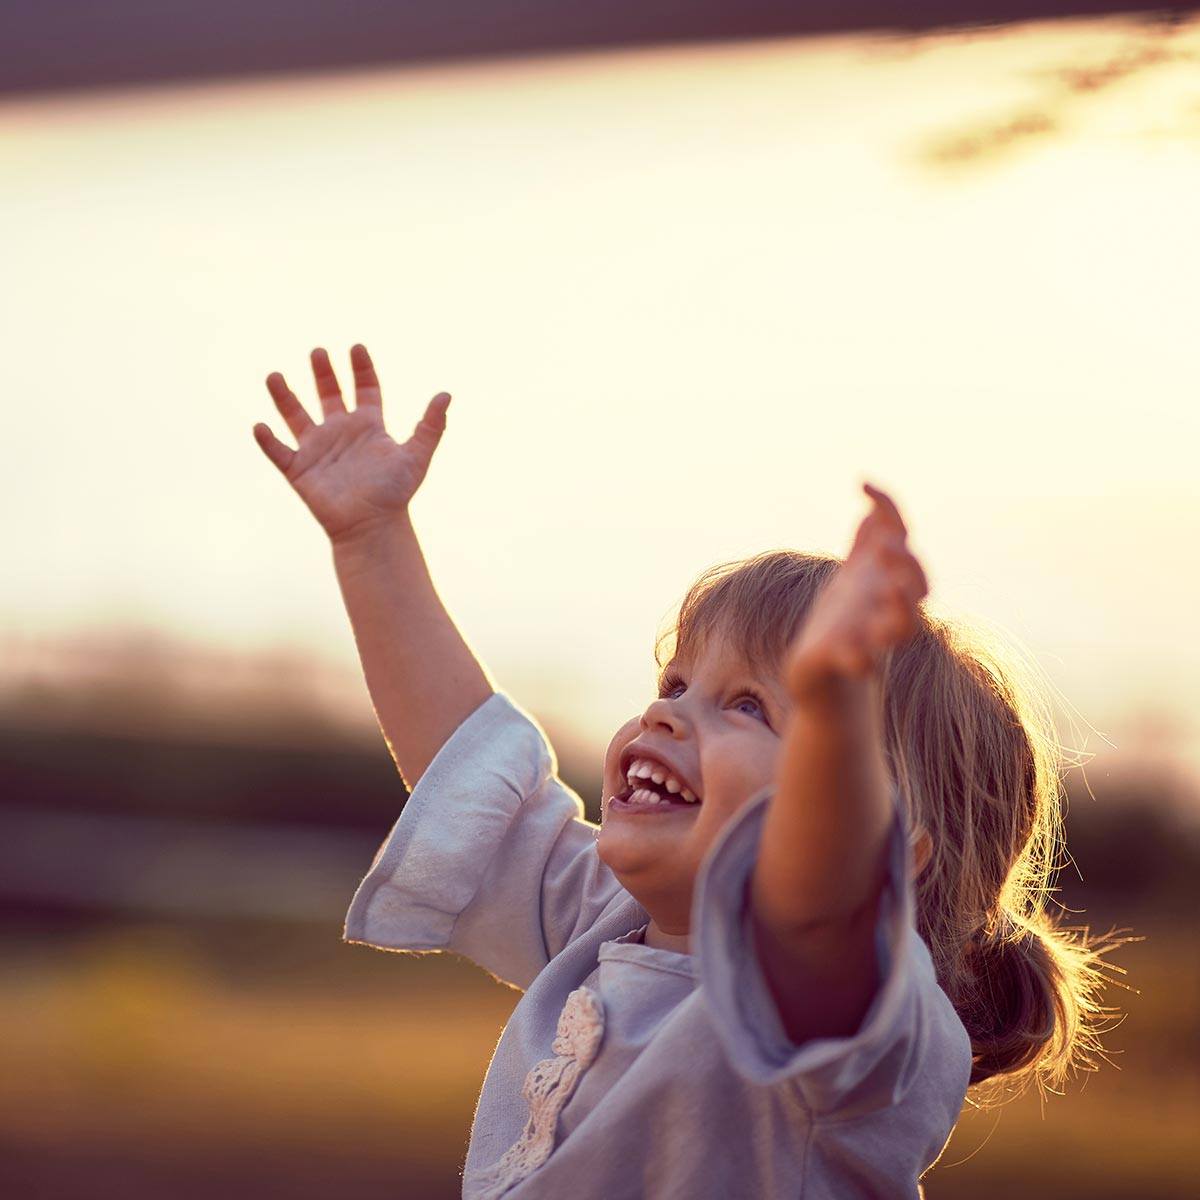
663, 647, 773, 679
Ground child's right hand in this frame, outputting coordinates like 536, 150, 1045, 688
253, 344, 451, 544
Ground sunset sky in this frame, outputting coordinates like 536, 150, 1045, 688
3, 13, 1198, 785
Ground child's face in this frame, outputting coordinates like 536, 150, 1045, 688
598, 629, 792, 935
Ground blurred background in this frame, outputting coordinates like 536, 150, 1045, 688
2, 2, 1198, 1196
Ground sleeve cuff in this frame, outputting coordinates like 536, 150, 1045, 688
342, 691, 553, 952
692, 783, 919, 1114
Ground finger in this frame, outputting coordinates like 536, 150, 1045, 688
848, 489, 899, 557
310, 347, 348, 417
406, 392, 452, 465
253, 422, 296, 475
883, 542, 926, 600
863, 482, 909, 539
902, 555, 930, 601
869, 595, 916, 646
877, 538, 929, 599
849, 505, 890, 558
857, 508, 902, 559
878, 564, 921, 619
350, 343, 382, 412
265, 372, 315, 441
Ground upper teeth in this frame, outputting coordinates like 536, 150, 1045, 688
625, 758, 699, 803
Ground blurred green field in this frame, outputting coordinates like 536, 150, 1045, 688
2, 908, 1194, 1199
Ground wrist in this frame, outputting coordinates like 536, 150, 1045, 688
330, 508, 414, 555
786, 650, 878, 710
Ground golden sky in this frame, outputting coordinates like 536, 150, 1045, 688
2, 14, 1198, 780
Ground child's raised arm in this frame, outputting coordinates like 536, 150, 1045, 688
253, 344, 494, 790
750, 482, 930, 1046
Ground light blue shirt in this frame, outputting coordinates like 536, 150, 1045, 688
344, 691, 972, 1198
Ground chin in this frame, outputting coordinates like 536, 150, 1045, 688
596, 827, 646, 879
597, 824, 679, 887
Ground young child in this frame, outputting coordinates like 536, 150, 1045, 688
254, 344, 1119, 1199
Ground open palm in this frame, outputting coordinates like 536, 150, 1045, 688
253, 344, 451, 543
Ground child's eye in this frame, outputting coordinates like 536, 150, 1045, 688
732, 690, 771, 722
658, 676, 769, 723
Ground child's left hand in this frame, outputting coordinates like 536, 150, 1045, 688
785, 482, 929, 704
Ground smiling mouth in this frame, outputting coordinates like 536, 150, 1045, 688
611, 779, 701, 810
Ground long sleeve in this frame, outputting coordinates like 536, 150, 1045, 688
342, 691, 625, 991
691, 783, 973, 1119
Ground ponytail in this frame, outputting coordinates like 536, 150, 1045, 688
958, 906, 1130, 1100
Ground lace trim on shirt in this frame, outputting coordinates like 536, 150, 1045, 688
465, 985, 605, 1199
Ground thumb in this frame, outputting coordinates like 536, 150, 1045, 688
253, 422, 296, 475
407, 392, 451, 463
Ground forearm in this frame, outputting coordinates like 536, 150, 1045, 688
331, 510, 495, 790
752, 675, 893, 938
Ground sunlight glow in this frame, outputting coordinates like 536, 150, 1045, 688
2, 13, 1197, 780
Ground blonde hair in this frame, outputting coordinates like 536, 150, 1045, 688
655, 549, 1131, 1106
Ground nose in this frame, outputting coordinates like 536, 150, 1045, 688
641, 695, 687, 734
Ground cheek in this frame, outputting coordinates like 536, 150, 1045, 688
694, 764, 776, 834
694, 795, 739, 842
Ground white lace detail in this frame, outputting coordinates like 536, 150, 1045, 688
466, 985, 605, 1199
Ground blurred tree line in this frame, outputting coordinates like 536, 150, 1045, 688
2, 704, 1196, 925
